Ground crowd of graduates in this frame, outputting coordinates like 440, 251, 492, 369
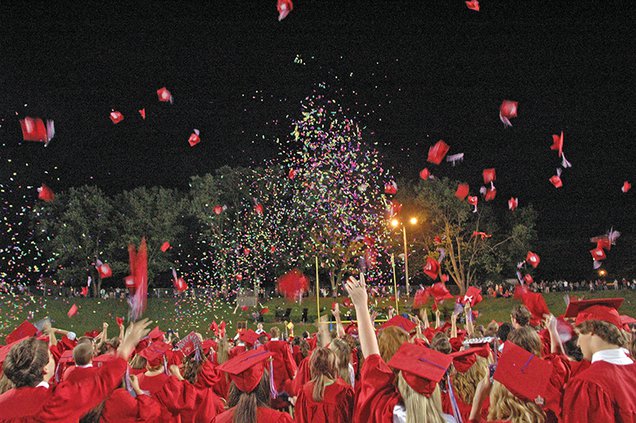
0, 273, 635, 422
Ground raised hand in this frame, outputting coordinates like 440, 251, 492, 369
118, 319, 152, 360
344, 272, 368, 308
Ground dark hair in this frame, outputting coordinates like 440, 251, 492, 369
310, 348, 337, 401
511, 305, 532, 327
497, 322, 513, 342
430, 333, 452, 354
227, 371, 271, 423
4, 338, 50, 388
182, 354, 208, 385
576, 320, 627, 347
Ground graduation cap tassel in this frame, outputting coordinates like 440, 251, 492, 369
446, 373, 464, 423
269, 360, 279, 399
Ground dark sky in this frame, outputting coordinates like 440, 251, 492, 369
1, 1, 634, 279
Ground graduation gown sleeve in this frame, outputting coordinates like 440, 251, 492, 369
562, 378, 616, 423
353, 354, 400, 423
40, 356, 127, 421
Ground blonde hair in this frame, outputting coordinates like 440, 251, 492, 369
488, 381, 545, 423
217, 336, 230, 364
452, 356, 488, 405
378, 326, 409, 363
270, 327, 281, 339
329, 338, 352, 385
309, 348, 337, 402
396, 372, 446, 423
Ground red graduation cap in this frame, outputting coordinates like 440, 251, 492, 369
413, 288, 431, 309
387, 343, 452, 397
138, 108, 146, 120
450, 348, 480, 373
219, 349, 273, 392
277, 0, 293, 21
461, 286, 483, 307
455, 183, 469, 200
213, 205, 224, 215
38, 184, 55, 202
148, 326, 165, 341
239, 329, 261, 347
174, 277, 188, 292
254, 203, 264, 215
116, 317, 124, 326
622, 181, 631, 193
549, 173, 563, 189
499, 100, 518, 127
589, 247, 606, 261
139, 341, 172, 367
465, 0, 480, 11
430, 282, 454, 303
5, 320, 38, 345
482, 168, 496, 184
523, 274, 534, 284
467, 195, 478, 212
494, 341, 553, 403
419, 168, 431, 180
423, 257, 440, 280
80, 286, 89, 297
550, 132, 564, 157
156, 87, 173, 103
380, 315, 417, 333
176, 332, 202, 357
188, 129, 201, 147
97, 263, 112, 279
277, 269, 309, 300
484, 188, 496, 201
620, 314, 636, 327
161, 241, 171, 252
109, 111, 124, 124
520, 292, 550, 326
67, 304, 78, 317
508, 197, 518, 211
525, 251, 540, 268
19, 117, 55, 144
124, 275, 135, 289
564, 298, 623, 329
384, 181, 398, 195
427, 140, 450, 165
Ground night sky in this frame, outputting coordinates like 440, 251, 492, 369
1, 1, 634, 279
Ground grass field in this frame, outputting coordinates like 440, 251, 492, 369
2, 289, 635, 340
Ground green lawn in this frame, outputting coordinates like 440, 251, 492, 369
2, 289, 635, 340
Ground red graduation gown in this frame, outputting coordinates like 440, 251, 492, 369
180, 385, 225, 423
194, 359, 230, 400
353, 354, 400, 423
292, 356, 312, 396
294, 379, 354, 423
212, 406, 293, 423
0, 356, 127, 422
137, 372, 197, 423
63, 365, 98, 383
100, 388, 162, 422
265, 340, 298, 393
562, 360, 636, 423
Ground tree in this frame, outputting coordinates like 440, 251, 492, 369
398, 177, 537, 295
280, 95, 394, 294
32, 185, 116, 295
112, 186, 188, 286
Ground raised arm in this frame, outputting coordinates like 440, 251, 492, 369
332, 303, 346, 338
345, 273, 379, 358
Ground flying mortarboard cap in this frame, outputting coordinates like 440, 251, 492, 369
427, 140, 450, 165
387, 343, 452, 397
239, 329, 261, 347
218, 349, 273, 392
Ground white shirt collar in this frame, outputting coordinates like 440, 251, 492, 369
77, 363, 93, 368
270, 337, 279, 341
36, 381, 50, 389
591, 348, 633, 365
